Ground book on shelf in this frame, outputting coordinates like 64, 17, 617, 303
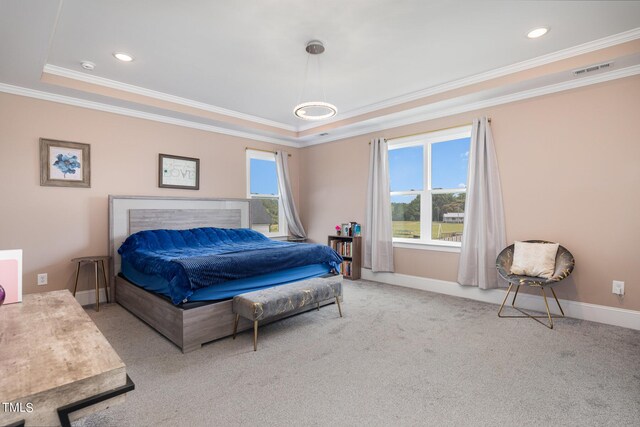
330, 240, 353, 257
341, 260, 352, 277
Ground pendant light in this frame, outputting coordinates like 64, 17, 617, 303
293, 40, 338, 120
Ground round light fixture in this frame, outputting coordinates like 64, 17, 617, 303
113, 52, 134, 62
80, 61, 95, 71
294, 101, 337, 120
293, 41, 337, 121
527, 27, 549, 39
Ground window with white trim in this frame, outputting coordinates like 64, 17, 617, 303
246, 150, 286, 237
388, 126, 471, 249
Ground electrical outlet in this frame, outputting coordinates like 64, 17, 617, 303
37, 273, 47, 286
612, 280, 624, 296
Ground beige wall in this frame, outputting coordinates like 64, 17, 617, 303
0, 92, 300, 294
300, 75, 640, 311
2, 76, 639, 312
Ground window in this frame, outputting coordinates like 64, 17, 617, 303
246, 150, 286, 237
388, 126, 471, 249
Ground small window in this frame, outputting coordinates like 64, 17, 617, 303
389, 126, 471, 248
246, 150, 286, 237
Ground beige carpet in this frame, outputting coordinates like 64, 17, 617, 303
77, 280, 640, 426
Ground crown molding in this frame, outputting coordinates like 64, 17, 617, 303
42, 64, 297, 132
0, 83, 299, 147
38, 28, 640, 138
3, 57, 639, 150
298, 27, 640, 133
298, 64, 640, 147
3, 63, 638, 150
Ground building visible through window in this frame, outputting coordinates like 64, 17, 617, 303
388, 126, 471, 247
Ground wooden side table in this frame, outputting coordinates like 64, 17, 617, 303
71, 255, 110, 311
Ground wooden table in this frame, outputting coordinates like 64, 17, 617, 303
0, 290, 133, 426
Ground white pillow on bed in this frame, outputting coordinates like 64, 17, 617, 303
510, 241, 559, 279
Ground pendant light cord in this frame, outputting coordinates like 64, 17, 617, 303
318, 54, 327, 103
297, 53, 311, 105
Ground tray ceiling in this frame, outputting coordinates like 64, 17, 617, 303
1, 0, 640, 145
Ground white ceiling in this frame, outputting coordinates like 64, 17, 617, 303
1, 0, 640, 142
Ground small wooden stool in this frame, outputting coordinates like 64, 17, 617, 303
71, 256, 110, 311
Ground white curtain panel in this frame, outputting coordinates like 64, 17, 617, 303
275, 150, 307, 238
364, 138, 395, 272
458, 117, 506, 289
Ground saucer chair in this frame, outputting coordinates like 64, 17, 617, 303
496, 240, 575, 329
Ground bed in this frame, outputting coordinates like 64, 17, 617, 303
109, 195, 343, 353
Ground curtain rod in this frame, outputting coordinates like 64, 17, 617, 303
370, 119, 492, 144
245, 147, 291, 157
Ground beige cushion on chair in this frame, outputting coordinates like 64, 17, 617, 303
510, 241, 559, 279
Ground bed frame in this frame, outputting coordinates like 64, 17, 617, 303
108, 195, 337, 353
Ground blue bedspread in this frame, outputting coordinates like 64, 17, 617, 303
118, 227, 343, 304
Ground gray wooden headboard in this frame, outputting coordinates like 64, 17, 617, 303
108, 195, 251, 286
128, 209, 242, 234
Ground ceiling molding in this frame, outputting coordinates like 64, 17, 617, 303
38, 28, 640, 139
297, 27, 640, 133
0, 82, 299, 147
3, 63, 638, 151
297, 64, 640, 147
42, 64, 298, 132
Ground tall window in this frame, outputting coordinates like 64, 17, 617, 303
246, 150, 286, 237
388, 126, 471, 248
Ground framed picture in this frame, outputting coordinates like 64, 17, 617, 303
159, 153, 200, 190
39, 138, 91, 187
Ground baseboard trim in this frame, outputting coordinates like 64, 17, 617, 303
361, 269, 640, 330
74, 288, 109, 307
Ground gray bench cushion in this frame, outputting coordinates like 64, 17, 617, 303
232, 276, 342, 321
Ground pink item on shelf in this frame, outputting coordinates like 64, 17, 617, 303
0, 250, 22, 304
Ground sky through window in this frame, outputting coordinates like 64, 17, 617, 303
250, 158, 278, 195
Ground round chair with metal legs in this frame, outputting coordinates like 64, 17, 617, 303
496, 240, 575, 329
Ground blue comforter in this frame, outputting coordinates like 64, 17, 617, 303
118, 227, 343, 304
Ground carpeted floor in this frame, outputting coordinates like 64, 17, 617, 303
77, 280, 640, 426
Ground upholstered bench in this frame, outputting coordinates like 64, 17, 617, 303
232, 276, 343, 351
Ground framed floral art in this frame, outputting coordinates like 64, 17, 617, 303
39, 138, 91, 187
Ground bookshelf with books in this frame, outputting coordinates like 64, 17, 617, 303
327, 235, 361, 280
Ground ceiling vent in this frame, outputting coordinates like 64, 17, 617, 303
572, 62, 613, 76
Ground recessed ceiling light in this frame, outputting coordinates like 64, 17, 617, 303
80, 61, 95, 71
527, 27, 549, 39
113, 52, 134, 62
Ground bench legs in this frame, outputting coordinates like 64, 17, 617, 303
234, 297, 343, 352
254, 320, 258, 351
233, 314, 258, 351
